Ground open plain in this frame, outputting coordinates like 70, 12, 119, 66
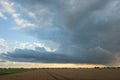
0, 68, 120, 80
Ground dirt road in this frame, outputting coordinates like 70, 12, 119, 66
0, 69, 120, 80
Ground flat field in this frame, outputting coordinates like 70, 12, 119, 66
0, 68, 33, 75
0, 68, 120, 80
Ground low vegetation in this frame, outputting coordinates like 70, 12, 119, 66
0, 68, 33, 75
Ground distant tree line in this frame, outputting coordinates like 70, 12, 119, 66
94, 67, 120, 69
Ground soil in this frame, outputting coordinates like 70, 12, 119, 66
0, 69, 120, 80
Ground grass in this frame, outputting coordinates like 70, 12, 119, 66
0, 68, 33, 76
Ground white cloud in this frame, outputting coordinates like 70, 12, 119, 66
0, 0, 15, 14
0, 38, 8, 48
22, 4, 53, 28
0, 39, 57, 53
28, 12, 36, 19
0, 0, 52, 29
0, 12, 7, 20
12, 13, 20, 18
11, 42, 32, 49
0, 0, 35, 29
14, 18, 35, 29
0, 38, 9, 53
33, 42, 57, 52
10, 41, 57, 52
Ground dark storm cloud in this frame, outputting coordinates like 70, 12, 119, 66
0, 47, 113, 64
1, 0, 120, 64
1, 48, 74, 63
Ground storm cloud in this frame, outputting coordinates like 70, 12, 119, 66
1, 0, 120, 64
0, 47, 113, 64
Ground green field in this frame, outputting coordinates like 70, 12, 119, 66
0, 68, 33, 75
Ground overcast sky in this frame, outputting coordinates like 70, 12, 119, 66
0, 0, 120, 68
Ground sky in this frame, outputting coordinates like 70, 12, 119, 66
0, 0, 120, 68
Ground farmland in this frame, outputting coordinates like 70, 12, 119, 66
0, 68, 120, 80
0, 68, 33, 76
